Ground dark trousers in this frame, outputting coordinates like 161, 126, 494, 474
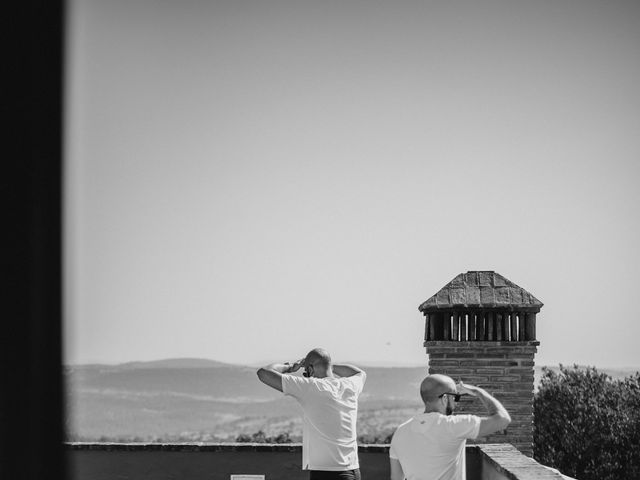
309, 468, 361, 480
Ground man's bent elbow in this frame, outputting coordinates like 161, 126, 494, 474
498, 413, 511, 430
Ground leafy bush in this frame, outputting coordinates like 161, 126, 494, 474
235, 430, 293, 443
66, 432, 228, 443
357, 432, 393, 444
234, 430, 394, 444
534, 365, 640, 480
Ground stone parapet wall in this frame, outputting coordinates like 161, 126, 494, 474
65, 443, 567, 480
65, 443, 445, 480
425, 341, 538, 456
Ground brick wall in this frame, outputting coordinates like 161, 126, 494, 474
425, 341, 538, 456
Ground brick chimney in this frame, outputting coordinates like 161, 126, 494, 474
419, 271, 542, 457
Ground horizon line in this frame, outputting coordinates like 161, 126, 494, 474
63, 356, 640, 370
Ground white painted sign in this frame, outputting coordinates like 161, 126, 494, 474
230, 476, 265, 480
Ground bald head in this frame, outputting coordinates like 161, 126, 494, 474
305, 348, 332, 367
420, 374, 456, 404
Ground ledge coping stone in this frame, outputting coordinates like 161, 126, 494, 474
477, 444, 566, 479
65, 442, 391, 453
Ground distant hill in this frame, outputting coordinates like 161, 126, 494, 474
65, 359, 638, 442
68, 358, 235, 370
118, 358, 236, 369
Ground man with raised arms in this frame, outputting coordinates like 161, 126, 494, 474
257, 348, 366, 480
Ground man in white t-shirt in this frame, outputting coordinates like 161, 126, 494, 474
389, 374, 511, 480
257, 348, 366, 480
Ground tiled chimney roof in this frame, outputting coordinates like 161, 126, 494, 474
418, 271, 543, 313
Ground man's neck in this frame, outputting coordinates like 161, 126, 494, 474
321, 368, 335, 378
315, 367, 334, 379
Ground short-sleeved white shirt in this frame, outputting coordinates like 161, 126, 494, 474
389, 412, 481, 480
282, 373, 366, 471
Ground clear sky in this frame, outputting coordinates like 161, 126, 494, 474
65, 0, 640, 367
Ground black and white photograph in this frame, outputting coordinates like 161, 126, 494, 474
8, 1, 640, 479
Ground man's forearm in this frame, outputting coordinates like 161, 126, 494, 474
264, 362, 293, 374
332, 364, 363, 377
469, 386, 510, 419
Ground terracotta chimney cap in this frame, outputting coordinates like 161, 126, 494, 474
418, 271, 543, 313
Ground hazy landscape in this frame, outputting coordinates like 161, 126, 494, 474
65, 358, 639, 442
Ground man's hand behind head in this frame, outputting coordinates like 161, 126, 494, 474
290, 358, 305, 373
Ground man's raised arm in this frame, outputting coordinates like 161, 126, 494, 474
332, 363, 366, 378
457, 382, 511, 437
257, 359, 303, 392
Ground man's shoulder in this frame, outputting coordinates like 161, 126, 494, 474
426, 413, 480, 430
393, 416, 418, 436
440, 413, 482, 440
322, 376, 358, 389
339, 371, 366, 386
339, 372, 365, 382
281, 373, 314, 392
446, 413, 481, 424
395, 413, 470, 431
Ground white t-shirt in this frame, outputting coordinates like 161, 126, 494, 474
389, 412, 481, 480
282, 372, 366, 471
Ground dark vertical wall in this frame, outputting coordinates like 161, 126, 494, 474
65, 445, 484, 480
2, 1, 65, 479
